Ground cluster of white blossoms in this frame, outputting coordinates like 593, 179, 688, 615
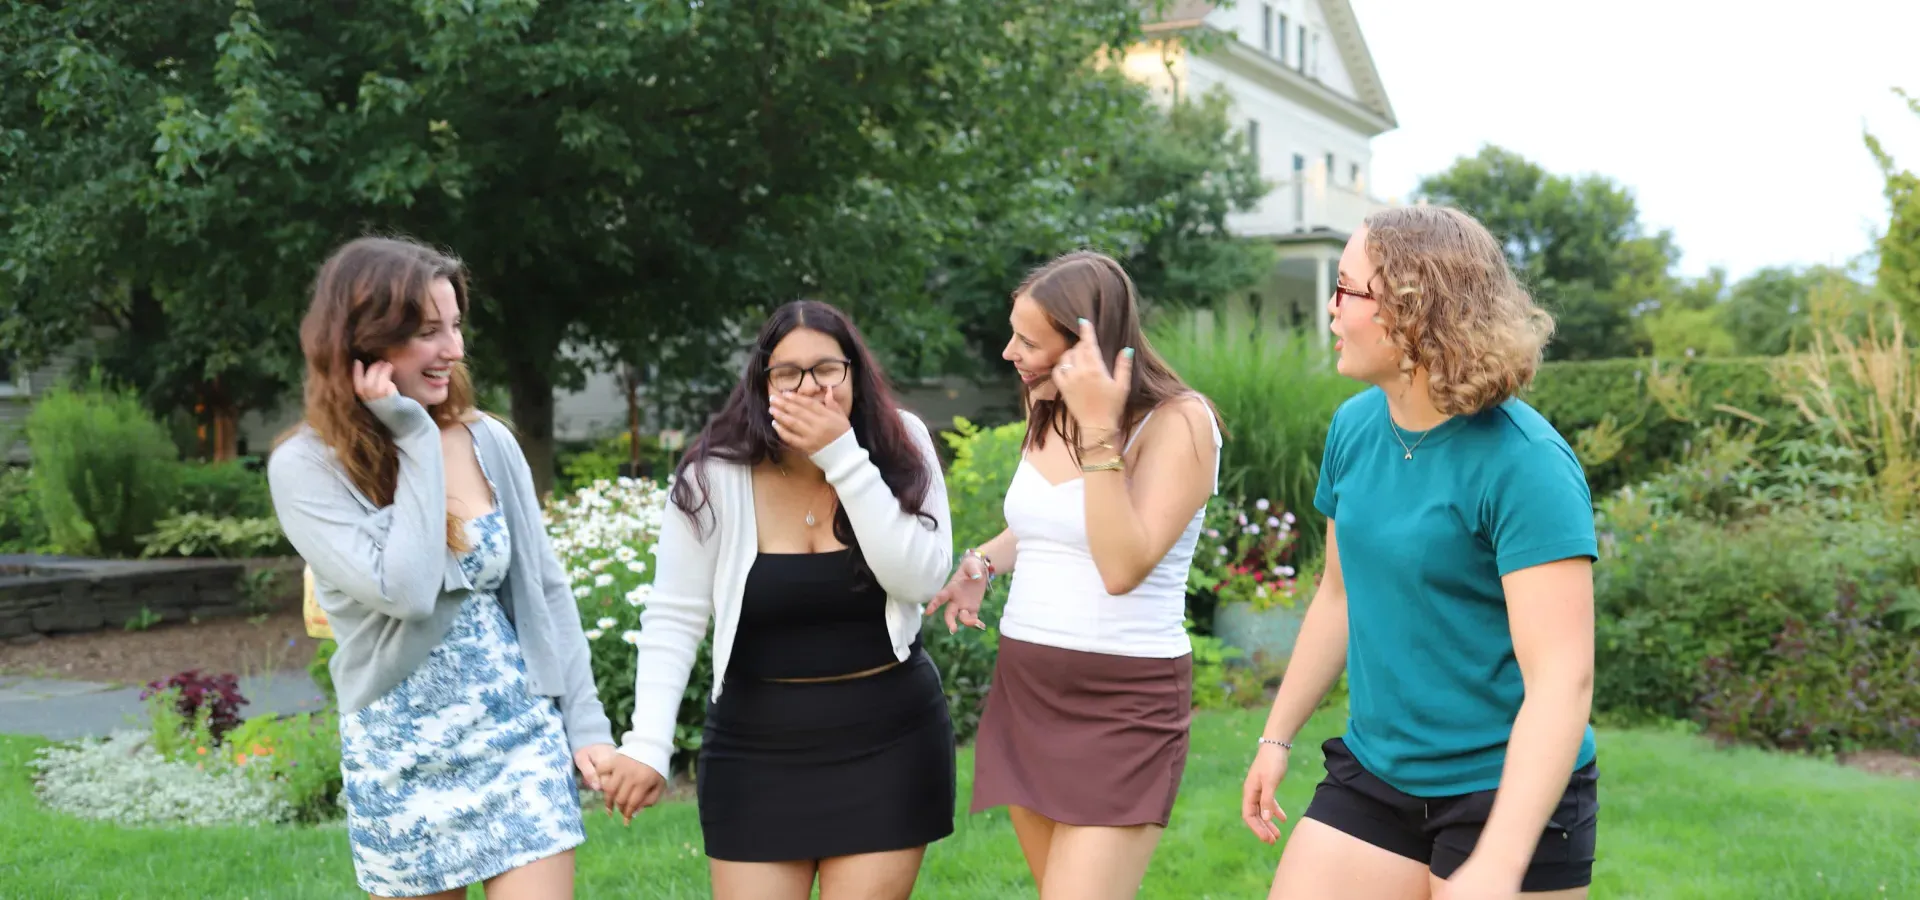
544, 476, 669, 644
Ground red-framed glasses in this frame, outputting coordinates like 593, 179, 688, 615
1334, 283, 1375, 308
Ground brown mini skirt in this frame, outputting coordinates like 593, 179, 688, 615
969, 636, 1194, 828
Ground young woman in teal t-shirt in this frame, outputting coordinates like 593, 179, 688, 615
1242, 206, 1600, 899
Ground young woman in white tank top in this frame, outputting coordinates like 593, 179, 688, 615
927, 250, 1222, 899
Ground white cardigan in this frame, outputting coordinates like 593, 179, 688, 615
615, 411, 953, 778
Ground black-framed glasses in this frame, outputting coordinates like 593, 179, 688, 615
765, 358, 852, 392
1334, 283, 1376, 308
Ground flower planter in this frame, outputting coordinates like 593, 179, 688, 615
1212, 599, 1308, 666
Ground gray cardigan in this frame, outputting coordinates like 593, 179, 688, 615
267, 394, 614, 752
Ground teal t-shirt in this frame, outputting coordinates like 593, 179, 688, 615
1313, 387, 1598, 797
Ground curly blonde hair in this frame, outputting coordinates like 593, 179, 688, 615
1363, 205, 1554, 415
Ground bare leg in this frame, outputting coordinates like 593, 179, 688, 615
1008, 805, 1058, 890
710, 859, 818, 900
1268, 818, 1428, 900
482, 848, 575, 900
1034, 822, 1164, 900
816, 846, 928, 900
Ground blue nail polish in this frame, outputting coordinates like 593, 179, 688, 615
1078, 317, 1090, 326
1123, 347, 1135, 358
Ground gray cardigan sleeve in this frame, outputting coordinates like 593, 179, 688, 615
267, 395, 450, 622
486, 417, 615, 751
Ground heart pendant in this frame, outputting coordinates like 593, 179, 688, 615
805, 511, 817, 527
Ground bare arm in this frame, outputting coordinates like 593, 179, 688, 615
1464, 558, 1595, 880
1080, 396, 1218, 595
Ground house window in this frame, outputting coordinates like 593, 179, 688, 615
1248, 120, 1261, 174
1351, 162, 1362, 185
1276, 13, 1290, 63
1292, 153, 1307, 224
1326, 152, 1336, 183
1261, 5, 1273, 54
1298, 25, 1308, 72
1312, 31, 1322, 78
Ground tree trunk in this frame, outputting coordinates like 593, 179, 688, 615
506, 363, 558, 498
621, 362, 644, 473
194, 377, 241, 462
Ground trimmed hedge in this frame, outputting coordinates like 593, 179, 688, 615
1525, 357, 1809, 493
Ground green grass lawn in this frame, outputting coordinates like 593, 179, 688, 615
3, 708, 1915, 899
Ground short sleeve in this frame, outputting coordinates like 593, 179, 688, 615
1313, 402, 1346, 519
1486, 441, 1597, 576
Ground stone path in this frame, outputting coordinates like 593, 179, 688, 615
0, 669, 329, 740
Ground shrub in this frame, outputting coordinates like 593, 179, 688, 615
1775, 315, 1920, 519
556, 431, 680, 492
30, 731, 292, 827
1150, 320, 1358, 561
1525, 356, 1806, 493
140, 670, 248, 745
24, 377, 180, 557
546, 477, 693, 765
0, 465, 50, 553
1188, 628, 1243, 711
172, 459, 274, 519
1697, 581, 1920, 756
139, 512, 289, 559
1594, 498, 1920, 726
308, 640, 336, 705
927, 416, 1026, 743
221, 712, 344, 823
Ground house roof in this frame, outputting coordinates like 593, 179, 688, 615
1145, 0, 1396, 128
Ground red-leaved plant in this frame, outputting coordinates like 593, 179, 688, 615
140, 669, 249, 745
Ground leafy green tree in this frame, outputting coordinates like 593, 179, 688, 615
3, 0, 1264, 487
1416, 145, 1677, 360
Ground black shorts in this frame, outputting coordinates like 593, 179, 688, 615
1303, 737, 1598, 892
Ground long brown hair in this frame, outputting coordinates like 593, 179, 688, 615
284, 236, 476, 550
1014, 250, 1220, 459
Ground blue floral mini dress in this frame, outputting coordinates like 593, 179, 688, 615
338, 466, 585, 896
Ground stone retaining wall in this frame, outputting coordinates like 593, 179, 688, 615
0, 555, 281, 641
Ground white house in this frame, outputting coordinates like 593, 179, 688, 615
1128, 0, 1398, 337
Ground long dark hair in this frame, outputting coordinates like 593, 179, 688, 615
1015, 250, 1222, 459
671, 300, 937, 549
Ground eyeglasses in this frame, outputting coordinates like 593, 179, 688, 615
1334, 283, 1376, 308
765, 358, 851, 392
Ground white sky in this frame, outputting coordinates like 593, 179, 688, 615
1349, 0, 1920, 280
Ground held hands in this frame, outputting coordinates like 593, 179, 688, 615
353, 359, 397, 403
1241, 742, 1290, 845
590, 750, 668, 826
1051, 318, 1133, 434
770, 391, 852, 457
925, 555, 990, 634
